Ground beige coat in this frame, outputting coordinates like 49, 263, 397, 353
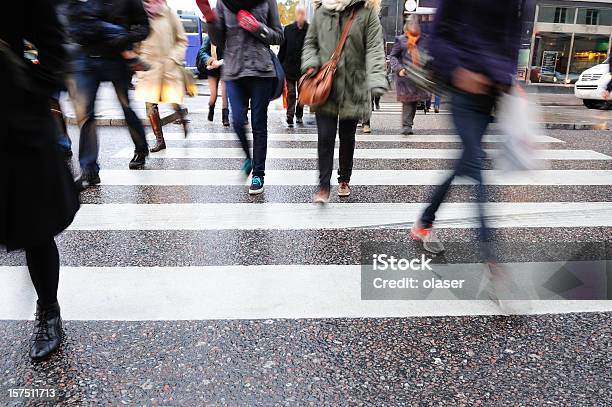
135, 6, 188, 104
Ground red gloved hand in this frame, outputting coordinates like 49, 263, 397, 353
195, 0, 217, 23
237, 10, 260, 33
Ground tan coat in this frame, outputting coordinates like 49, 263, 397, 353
135, 6, 188, 104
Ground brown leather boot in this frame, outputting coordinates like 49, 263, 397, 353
148, 105, 166, 152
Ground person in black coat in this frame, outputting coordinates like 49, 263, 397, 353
0, 0, 80, 361
278, 5, 309, 127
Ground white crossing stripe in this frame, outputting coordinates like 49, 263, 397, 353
148, 132, 564, 143
68, 202, 612, 230
2, 265, 610, 320
99, 169, 612, 186
115, 147, 610, 160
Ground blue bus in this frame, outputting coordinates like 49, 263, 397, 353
179, 14, 204, 72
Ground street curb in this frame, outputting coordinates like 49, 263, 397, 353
542, 122, 608, 130
64, 110, 184, 127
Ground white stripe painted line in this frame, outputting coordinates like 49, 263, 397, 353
99, 169, 612, 186
115, 147, 609, 160
68, 202, 612, 230
2, 265, 610, 320
149, 132, 564, 143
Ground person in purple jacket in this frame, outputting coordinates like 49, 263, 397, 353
410, 0, 532, 258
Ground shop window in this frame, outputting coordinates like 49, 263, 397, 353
569, 35, 610, 80
538, 6, 576, 24
530, 32, 572, 83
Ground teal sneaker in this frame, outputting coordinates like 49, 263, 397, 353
249, 176, 264, 195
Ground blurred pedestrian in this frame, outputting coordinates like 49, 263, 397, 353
68, 0, 151, 190
603, 58, 612, 107
197, 33, 229, 126
278, 5, 308, 127
302, 0, 388, 203
1, 1, 80, 360
135, 0, 190, 152
196, 0, 284, 195
410, 0, 530, 257
389, 17, 430, 136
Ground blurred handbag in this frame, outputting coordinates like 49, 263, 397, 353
298, 9, 356, 108
182, 67, 198, 97
495, 86, 545, 172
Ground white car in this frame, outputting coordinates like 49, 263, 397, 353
574, 58, 611, 109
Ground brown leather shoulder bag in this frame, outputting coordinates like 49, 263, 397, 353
298, 9, 356, 108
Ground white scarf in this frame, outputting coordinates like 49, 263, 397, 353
321, 0, 352, 11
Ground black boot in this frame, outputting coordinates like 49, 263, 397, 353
129, 151, 148, 169
208, 104, 215, 122
175, 106, 189, 138
148, 105, 166, 153
222, 108, 230, 127
30, 301, 63, 361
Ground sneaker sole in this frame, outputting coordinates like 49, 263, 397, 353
129, 163, 145, 170
313, 198, 329, 204
337, 191, 351, 197
249, 187, 264, 195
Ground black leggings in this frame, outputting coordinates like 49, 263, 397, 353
25, 239, 60, 307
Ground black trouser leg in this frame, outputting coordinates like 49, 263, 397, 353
316, 113, 338, 189
286, 79, 298, 120
337, 118, 357, 183
26, 239, 60, 307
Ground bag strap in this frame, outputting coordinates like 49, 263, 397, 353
330, 9, 356, 63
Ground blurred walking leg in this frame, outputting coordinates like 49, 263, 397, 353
226, 79, 252, 176
221, 81, 230, 127
110, 62, 148, 169
248, 77, 274, 194
26, 238, 63, 361
401, 101, 416, 135
337, 118, 357, 197
74, 62, 102, 189
147, 102, 166, 152
286, 79, 298, 126
208, 76, 218, 122
315, 113, 337, 200
50, 92, 72, 157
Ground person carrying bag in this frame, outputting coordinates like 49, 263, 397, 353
300, 0, 388, 203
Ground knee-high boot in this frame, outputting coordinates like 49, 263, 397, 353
148, 104, 166, 152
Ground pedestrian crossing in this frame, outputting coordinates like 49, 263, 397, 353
2, 120, 612, 322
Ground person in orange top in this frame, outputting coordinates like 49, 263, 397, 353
389, 17, 430, 135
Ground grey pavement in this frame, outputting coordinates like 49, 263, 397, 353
1, 96, 611, 405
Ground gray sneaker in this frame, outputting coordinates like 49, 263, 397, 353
410, 221, 445, 254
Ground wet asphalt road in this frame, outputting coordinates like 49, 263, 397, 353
1, 100, 611, 406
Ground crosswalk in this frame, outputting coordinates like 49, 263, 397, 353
1, 122, 611, 322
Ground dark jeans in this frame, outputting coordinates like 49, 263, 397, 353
421, 90, 496, 248
74, 55, 147, 177
315, 113, 358, 189
226, 77, 275, 177
26, 239, 60, 307
286, 79, 303, 120
50, 92, 71, 153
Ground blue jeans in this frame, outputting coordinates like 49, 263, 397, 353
74, 55, 147, 177
421, 90, 496, 253
433, 94, 441, 109
225, 77, 275, 177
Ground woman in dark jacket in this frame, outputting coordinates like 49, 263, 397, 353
1, 1, 80, 360
196, 0, 283, 195
389, 17, 430, 135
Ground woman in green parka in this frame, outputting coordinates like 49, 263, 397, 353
302, 0, 388, 203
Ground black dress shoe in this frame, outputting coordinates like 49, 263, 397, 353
30, 302, 63, 361
75, 174, 101, 191
295, 117, 303, 125
129, 151, 148, 169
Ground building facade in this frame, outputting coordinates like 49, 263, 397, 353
337, 0, 611, 85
